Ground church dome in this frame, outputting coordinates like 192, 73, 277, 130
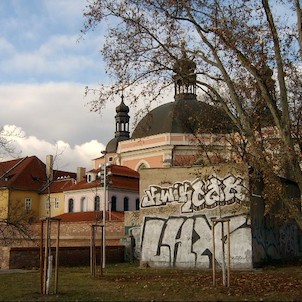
116, 99, 129, 114
132, 51, 235, 139
106, 136, 129, 153
131, 95, 235, 139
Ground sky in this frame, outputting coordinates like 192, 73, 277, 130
0, 0, 121, 172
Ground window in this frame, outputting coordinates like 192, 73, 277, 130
138, 163, 147, 171
124, 197, 129, 211
111, 196, 117, 211
68, 198, 74, 213
54, 198, 59, 209
45, 198, 50, 210
25, 198, 32, 210
94, 196, 100, 211
80, 197, 86, 212
135, 198, 140, 210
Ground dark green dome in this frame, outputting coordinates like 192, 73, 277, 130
131, 95, 234, 139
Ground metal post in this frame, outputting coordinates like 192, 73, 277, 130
212, 218, 231, 287
212, 220, 216, 286
102, 161, 106, 269
100, 225, 103, 276
90, 225, 94, 276
54, 219, 60, 294
43, 218, 49, 295
227, 220, 231, 288
221, 222, 226, 286
40, 220, 44, 294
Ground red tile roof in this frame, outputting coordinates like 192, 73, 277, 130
64, 164, 139, 192
0, 156, 76, 191
40, 178, 76, 194
54, 211, 124, 222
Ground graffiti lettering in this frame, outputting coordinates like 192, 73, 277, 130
141, 175, 248, 212
140, 215, 251, 268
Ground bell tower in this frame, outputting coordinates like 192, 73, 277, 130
114, 94, 130, 140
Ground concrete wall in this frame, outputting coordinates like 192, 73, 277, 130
131, 164, 302, 269
136, 164, 252, 269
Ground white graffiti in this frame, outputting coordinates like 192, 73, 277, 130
141, 175, 248, 213
140, 215, 251, 268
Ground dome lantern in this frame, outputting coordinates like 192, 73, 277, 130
173, 47, 197, 100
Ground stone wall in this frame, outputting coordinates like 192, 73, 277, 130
0, 246, 125, 269
3, 220, 125, 248
0, 219, 126, 269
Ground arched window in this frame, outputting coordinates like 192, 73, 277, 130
68, 198, 74, 213
135, 198, 140, 210
138, 163, 147, 171
111, 196, 117, 212
80, 197, 86, 212
124, 197, 129, 211
94, 195, 100, 211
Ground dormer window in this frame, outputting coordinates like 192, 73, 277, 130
87, 172, 96, 183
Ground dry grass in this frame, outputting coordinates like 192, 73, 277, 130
0, 263, 302, 301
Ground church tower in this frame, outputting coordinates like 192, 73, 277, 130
105, 95, 130, 154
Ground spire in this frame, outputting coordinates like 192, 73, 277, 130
173, 43, 197, 101
114, 94, 130, 139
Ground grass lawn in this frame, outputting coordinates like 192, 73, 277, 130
0, 263, 302, 301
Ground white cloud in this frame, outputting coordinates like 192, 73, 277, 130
0, 82, 116, 145
1, 125, 105, 172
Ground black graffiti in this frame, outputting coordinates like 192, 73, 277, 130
140, 214, 247, 268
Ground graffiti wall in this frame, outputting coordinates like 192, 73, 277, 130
141, 174, 247, 213
138, 164, 254, 269
141, 214, 252, 268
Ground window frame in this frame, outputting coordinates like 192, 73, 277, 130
25, 198, 32, 210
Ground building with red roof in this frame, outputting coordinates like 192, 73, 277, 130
63, 164, 139, 215
0, 155, 76, 222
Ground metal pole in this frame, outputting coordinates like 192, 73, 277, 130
227, 220, 231, 288
40, 220, 44, 294
90, 225, 93, 276
54, 219, 60, 294
212, 220, 216, 286
100, 225, 103, 276
102, 161, 106, 269
43, 219, 49, 295
221, 222, 226, 286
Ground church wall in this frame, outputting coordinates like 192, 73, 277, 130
118, 134, 169, 151
64, 188, 139, 213
134, 164, 254, 269
121, 155, 163, 171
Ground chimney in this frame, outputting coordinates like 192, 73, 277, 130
77, 167, 86, 182
46, 155, 54, 181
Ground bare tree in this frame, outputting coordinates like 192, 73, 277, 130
0, 126, 22, 160
82, 0, 302, 226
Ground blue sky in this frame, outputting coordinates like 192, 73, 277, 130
0, 0, 107, 84
0, 0, 118, 171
